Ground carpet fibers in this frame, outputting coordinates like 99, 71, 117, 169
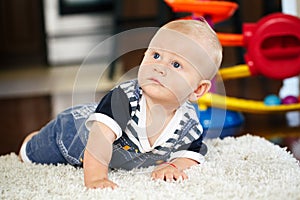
1, 135, 300, 200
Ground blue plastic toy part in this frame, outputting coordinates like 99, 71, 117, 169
264, 94, 281, 106
193, 104, 244, 139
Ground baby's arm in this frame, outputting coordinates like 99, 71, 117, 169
151, 158, 198, 181
83, 121, 117, 189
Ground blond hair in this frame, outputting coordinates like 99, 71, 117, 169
162, 19, 223, 72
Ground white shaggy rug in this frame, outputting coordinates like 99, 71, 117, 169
1, 135, 300, 200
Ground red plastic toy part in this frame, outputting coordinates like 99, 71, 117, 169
164, 0, 238, 23
217, 33, 243, 46
243, 13, 300, 80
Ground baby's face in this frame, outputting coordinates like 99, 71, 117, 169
137, 26, 217, 106
138, 48, 202, 106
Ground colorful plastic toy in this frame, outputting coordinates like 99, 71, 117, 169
194, 106, 244, 138
198, 64, 300, 114
216, 13, 300, 80
243, 13, 300, 80
197, 12, 300, 114
282, 96, 299, 105
164, 0, 238, 23
264, 95, 282, 106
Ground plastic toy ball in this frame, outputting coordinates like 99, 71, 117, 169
264, 94, 281, 105
282, 95, 299, 105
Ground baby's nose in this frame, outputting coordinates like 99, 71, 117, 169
154, 65, 167, 76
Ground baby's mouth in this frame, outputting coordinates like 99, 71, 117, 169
149, 77, 163, 86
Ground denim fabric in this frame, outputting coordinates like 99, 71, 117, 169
25, 103, 171, 169
26, 104, 97, 166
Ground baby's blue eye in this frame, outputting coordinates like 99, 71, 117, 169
172, 62, 182, 69
153, 52, 160, 59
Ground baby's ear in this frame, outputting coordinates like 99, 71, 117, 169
189, 80, 211, 101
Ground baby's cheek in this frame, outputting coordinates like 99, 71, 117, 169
165, 73, 194, 101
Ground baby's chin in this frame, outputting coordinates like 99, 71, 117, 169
144, 86, 186, 106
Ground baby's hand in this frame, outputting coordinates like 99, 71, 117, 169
151, 162, 188, 182
85, 178, 118, 189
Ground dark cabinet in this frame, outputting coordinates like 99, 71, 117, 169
113, 0, 172, 73
0, 0, 46, 67
0, 95, 51, 155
